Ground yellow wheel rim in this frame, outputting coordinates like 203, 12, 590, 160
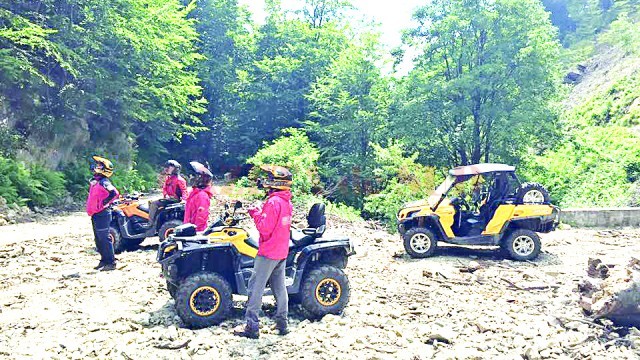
315, 278, 341, 307
189, 286, 221, 317
108, 233, 115, 244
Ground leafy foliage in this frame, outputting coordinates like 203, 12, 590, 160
364, 143, 438, 230
393, 0, 562, 168
523, 127, 640, 207
246, 129, 320, 196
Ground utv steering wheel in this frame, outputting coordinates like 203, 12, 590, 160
451, 197, 471, 212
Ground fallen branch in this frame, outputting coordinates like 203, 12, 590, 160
153, 339, 191, 350
500, 278, 558, 291
556, 317, 606, 330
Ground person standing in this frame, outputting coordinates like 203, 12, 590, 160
86, 156, 120, 271
234, 165, 293, 339
183, 161, 214, 231
147, 160, 187, 227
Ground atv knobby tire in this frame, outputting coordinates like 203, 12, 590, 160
109, 226, 125, 254
300, 265, 350, 319
159, 219, 183, 242
502, 229, 541, 261
167, 280, 178, 299
403, 227, 437, 258
516, 182, 550, 204
175, 273, 232, 328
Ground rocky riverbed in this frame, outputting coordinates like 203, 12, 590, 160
1, 212, 639, 359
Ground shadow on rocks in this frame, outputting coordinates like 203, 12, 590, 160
394, 244, 562, 265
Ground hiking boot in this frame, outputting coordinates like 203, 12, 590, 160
94, 261, 106, 270
233, 324, 259, 339
100, 263, 116, 271
273, 320, 289, 336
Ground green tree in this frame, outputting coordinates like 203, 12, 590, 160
394, 0, 561, 168
225, 0, 351, 166
306, 33, 390, 207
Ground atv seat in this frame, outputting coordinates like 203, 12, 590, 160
290, 203, 326, 248
164, 203, 183, 211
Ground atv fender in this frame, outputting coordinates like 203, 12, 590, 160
289, 240, 353, 295
159, 242, 239, 291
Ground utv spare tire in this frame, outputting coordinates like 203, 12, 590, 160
515, 182, 550, 204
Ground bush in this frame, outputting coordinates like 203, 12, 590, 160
0, 156, 69, 207
62, 161, 90, 200
28, 164, 68, 206
246, 128, 320, 196
521, 126, 640, 207
363, 143, 438, 231
294, 193, 362, 223
111, 163, 158, 195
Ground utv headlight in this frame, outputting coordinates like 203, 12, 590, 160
405, 210, 419, 219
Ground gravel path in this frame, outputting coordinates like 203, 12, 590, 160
1, 213, 639, 359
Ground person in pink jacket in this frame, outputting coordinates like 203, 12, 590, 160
86, 156, 120, 271
147, 160, 188, 227
183, 161, 214, 231
235, 165, 293, 339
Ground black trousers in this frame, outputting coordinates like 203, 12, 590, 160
91, 209, 115, 264
148, 198, 179, 224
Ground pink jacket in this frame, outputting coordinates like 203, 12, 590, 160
249, 190, 293, 260
184, 186, 213, 231
86, 176, 119, 216
163, 174, 188, 201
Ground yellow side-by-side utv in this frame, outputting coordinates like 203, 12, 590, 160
397, 164, 559, 261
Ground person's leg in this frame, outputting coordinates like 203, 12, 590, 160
237, 256, 277, 337
147, 200, 161, 225
269, 260, 289, 334
94, 210, 115, 269
91, 216, 105, 269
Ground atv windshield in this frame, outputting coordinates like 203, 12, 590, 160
428, 175, 456, 210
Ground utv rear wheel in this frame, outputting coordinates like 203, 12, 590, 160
403, 228, 437, 258
516, 183, 550, 204
300, 265, 350, 319
159, 219, 183, 242
175, 273, 232, 328
502, 229, 541, 261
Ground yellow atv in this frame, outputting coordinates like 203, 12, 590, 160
397, 164, 559, 261
157, 201, 355, 328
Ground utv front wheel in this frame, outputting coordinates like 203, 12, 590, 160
502, 229, 541, 261
300, 265, 350, 319
159, 219, 182, 242
175, 273, 232, 328
403, 228, 437, 258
